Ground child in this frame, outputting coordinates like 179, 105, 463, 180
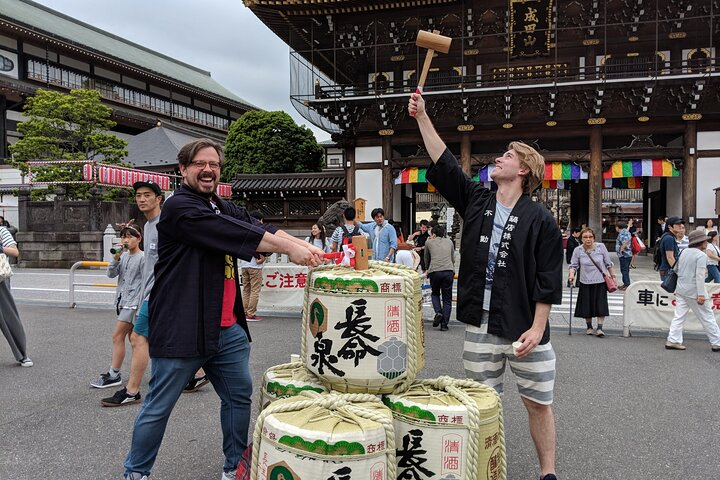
91, 222, 144, 390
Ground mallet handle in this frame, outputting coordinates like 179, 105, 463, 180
410, 48, 435, 117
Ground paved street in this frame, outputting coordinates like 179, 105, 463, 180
2, 288, 719, 479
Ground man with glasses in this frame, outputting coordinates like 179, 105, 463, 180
123, 139, 324, 480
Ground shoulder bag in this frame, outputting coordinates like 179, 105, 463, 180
0, 253, 13, 282
660, 251, 682, 293
585, 248, 617, 293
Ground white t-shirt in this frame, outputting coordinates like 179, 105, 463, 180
484, 201, 512, 310
707, 242, 719, 267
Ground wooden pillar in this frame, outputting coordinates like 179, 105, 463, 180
682, 121, 697, 226
344, 147, 355, 201
381, 135, 393, 215
588, 125, 603, 235
460, 132, 471, 175
585, 46, 596, 79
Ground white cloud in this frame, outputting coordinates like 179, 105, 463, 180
31, 0, 331, 141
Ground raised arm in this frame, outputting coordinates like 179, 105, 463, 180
408, 93, 447, 162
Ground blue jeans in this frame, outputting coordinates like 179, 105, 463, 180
124, 323, 252, 476
707, 264, 720, 283
619, 256, 632, 287
429, 270, 454, 327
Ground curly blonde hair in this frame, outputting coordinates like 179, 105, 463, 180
508, 141, 545, 195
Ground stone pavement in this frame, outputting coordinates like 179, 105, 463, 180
1, 300, 719, 480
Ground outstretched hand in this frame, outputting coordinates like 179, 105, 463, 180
408, 92, 426, 119
287, 243, 323, 267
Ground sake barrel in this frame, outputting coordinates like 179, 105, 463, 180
383, 376, 506, 480
251, 391, 396, 480
259, 361, 327, 411
301, 261, 425, 394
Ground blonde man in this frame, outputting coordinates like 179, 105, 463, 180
409, 93, 563, 480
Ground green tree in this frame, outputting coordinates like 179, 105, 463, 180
9, 88, 128, 199
223, 110, 324, 181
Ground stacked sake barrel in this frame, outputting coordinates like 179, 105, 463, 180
251, 391, 396, 480
384, 376, 506, 480
253, 261, 506, 480
258, 361, 327, 411
301, 261, 425, 394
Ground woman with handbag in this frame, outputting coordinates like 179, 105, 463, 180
0, 225, 32, 367
665, 230, 720, 351
568, 228, 617, 337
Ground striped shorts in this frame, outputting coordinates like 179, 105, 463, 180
463, 319, 556, 405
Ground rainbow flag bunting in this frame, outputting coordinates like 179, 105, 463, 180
395, 167, 435, 192
603, 177, 643, 189
603, 159, 678, 179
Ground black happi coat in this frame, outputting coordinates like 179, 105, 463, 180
149, 184, 275, 358
427, 149, 563, 343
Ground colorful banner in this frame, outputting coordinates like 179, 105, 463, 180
510, 0, 553, 58
603, 159, 679, 179
603, 177, 643, 189
395, 167, 436, 192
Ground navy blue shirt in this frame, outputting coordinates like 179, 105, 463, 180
658, 232, 679, 272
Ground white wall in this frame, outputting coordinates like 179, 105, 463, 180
355, 169, 383, 219
697, 132, 720, 218
393, 184, 402, 221
355, 146, 382, 164
666, 176, 683, 217
0, 168, 22, 226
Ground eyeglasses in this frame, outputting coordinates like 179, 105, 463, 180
188, 160, 221, 170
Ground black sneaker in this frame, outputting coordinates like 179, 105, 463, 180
432, 313, 443, 327
540, 474, 558, 480
183, 375, 210, 393
90, 372, 122, 389
101, 387, 141, 407
440, 325, 449, 331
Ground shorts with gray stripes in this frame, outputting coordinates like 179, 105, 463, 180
463, 320, 556, 405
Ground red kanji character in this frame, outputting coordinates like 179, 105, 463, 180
437, 414, 448, 423
387, 319, 401, 334
392, 282, 402, 292
295, 272, 307, 288
443, 456, 459, 470
711, 293, 720, 310
444, 440, 460, 453
279, 273, 295, 288
380, 283, 390, 293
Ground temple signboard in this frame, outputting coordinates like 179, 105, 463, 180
510, 0, 553, 58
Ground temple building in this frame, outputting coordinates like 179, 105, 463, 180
0, 0, 257, 223
245, 0, 720, 243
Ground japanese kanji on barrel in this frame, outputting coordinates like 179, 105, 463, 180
383, 376, 506, 480
259, 361, 327, 411
301, 261, 424, 395
251, 391, 396, 480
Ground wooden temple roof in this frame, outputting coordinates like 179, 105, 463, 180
1, 0, 256, 109
232, 170, 346, 195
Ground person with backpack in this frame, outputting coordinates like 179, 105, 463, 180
329, 206, 363, 253
655, 217, 685, 280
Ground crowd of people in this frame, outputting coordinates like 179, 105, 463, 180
2, 127, 719, 480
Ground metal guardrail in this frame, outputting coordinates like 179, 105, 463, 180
68, 261, 115, 308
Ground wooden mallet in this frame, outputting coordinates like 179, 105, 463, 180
410, 29, 452, 116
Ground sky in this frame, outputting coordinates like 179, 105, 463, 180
31, 0, 332, 142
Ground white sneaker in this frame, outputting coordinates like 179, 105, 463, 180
125, 473, 148, 480
221, 470, 237, 480
19, 357, 33, 367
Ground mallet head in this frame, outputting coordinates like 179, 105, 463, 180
415, 30, 452, 54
